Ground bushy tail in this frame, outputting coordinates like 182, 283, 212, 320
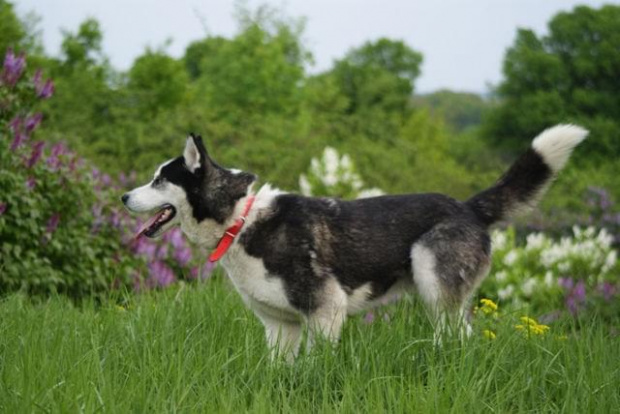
467, 125, 588, 226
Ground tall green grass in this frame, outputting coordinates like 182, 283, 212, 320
1, 276, 618, 413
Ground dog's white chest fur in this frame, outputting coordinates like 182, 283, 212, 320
221, 246, 301, 322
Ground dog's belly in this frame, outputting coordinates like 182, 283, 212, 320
346, 278, 415, 315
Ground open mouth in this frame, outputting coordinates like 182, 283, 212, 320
134, 204, 176, 239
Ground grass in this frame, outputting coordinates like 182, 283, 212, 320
1, 275, 618, 413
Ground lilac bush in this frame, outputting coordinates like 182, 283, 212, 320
0, 50, 200, 298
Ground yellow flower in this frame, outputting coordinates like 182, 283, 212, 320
483, 329, 497, 340
519, 316, 538, 326
515, 316, 549, 336
479, 298, 498, 314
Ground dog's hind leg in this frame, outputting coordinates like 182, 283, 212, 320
411, 221, 491, 344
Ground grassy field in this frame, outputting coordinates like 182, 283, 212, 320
1, 274, 618, 413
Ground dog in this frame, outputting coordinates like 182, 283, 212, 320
122, 124, 587, 360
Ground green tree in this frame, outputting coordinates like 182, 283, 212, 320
412, 90, 489, 133
40, 19, 121, 162
484, 5, 620, 160
330, 38, 423, 116
184, 37, 229, 80
128, 49, 188, 115
190, 5, 309, 123
0, 0, 24, 55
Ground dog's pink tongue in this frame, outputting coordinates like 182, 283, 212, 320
133, 211, 163, 240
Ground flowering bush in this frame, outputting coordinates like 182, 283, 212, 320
475, 298, 552, 340
480, 226, 619, 321
299, 147, 384, 199
0, 50, 201, 299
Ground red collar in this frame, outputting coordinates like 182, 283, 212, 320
208, 195, 255, 263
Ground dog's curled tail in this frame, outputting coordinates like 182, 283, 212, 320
466, 124, 588, 226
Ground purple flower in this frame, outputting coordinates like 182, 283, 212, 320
133, 235, 157, 259
24, 113, 43, 133
101, 174, 111, 187
558, 277, 574, 290
202, 261, 216, 279
9, 117, 29, 151
148, 260, 175, 287
166, 228, 186, 249
1, 49, 26, 87
68, 156, 78, 172
32, 69, 42, 87
26, 176, 36, 189
174, 246, 192, 266
597, 282, 617, 302
190, 262, 216, 280
0, 202, 7, 216
363, 312, 375, 324
46, 142, 68, 171
36, 78, 54, 99
108, 211, 121, 228
26, 141, 45, 168
573, 280, 586, 301
564, 279, 587, 316
45, 213, 61, 234
9, 116, 21, 132
156, 244, 168, 259
10, 131, 28, 151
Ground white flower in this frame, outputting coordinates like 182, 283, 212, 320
352, 178, 363, 191
310, 158, 321, 175
340, 154, 352, 170
521, 277, 537, 297
597, 228, 613, 249
299, 174, 312, 196
603, 250, 617, 273
492, 230, 507, 251
585, 226, 596, 238
494, 271, 508, 282
544, 271, 554, 287
525, 233, 546, 251
503, 250, 518, 266
322, 170, 338, 187
357, 188, 384, 199
323, 147, 339, 173
498, 284, 515, 300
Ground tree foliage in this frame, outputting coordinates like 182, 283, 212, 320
330, 38, 423, 116
484, 5, 620, 161
0, 0, 24, 55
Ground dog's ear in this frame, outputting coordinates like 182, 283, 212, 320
183, 133, 208, 173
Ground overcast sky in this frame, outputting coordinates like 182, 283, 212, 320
16, 0, 612, 93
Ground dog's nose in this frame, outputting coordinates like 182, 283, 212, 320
121, 193, 129, 204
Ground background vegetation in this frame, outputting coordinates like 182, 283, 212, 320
0, 1, 619, 411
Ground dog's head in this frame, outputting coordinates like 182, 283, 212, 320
122, 134, 256, 245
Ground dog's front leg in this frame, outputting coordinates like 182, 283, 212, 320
306, 284, 348, 352
258, 313, 302, 363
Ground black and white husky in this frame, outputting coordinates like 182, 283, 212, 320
123, 125, 587, 360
